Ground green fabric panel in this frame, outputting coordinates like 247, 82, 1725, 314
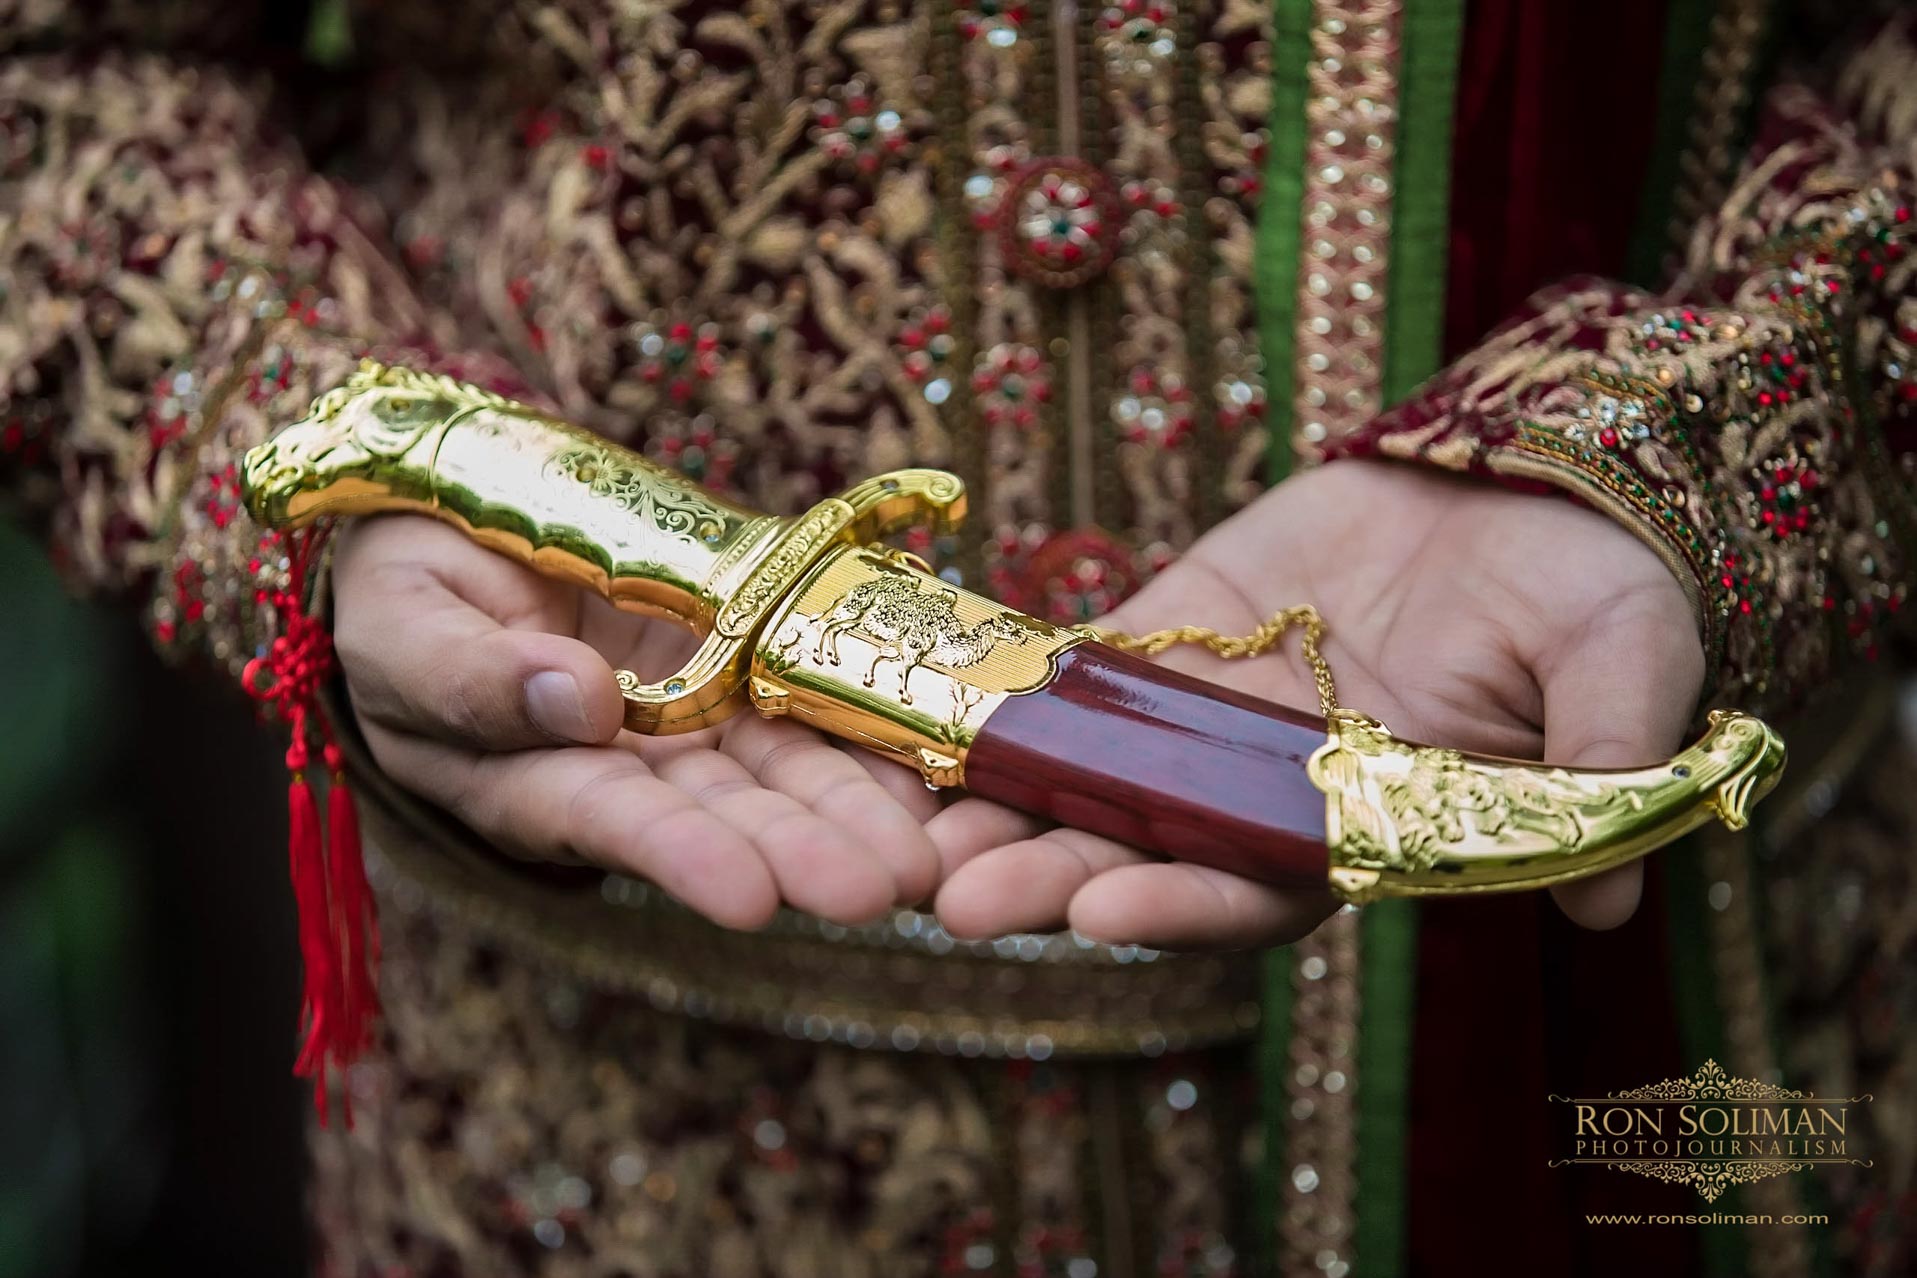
1251, 0, 1318, 1259
1379, 0, 1465, 405
1256, 946, 1295, 1276
1254, 0, 1318, 485
1353, 900, 1419, 1278
1626, 0, 1717, 284
1663, 844, 1749, 1278
1346, 6, 1462, 1274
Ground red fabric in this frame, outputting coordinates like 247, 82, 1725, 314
282, 760, 339, 1115
1407, 2, 1699, 1274
1406, 878, 1701, 1277
1442, 0, 1672, 358
326, 741, 378, 1068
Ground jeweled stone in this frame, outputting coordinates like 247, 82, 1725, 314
973, 344, 1050, 428
990, 527, 1144, 623
995, 157, 1123, 288
812, 76, 918, 170
1096, 0, 1179, 71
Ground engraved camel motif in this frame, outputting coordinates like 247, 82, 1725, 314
816, 575, 1034, 705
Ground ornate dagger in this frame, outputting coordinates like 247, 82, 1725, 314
241, 362, 1785, 904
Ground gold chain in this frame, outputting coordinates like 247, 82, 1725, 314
1088, 605, 1340, 720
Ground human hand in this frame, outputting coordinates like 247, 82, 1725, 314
330, 514, 947, 930
930, 460, 1705, 947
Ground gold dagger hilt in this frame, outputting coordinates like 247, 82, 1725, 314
239, 360, 964, 733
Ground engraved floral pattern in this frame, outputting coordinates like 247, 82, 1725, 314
1611, 1058, 1809, 1103
549, 442, 733, 542
1612, 1158, 1809, 1204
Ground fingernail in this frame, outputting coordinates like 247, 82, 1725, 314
526, 671, 593, 742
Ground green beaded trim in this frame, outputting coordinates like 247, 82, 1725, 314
1508, 418, 1732, 676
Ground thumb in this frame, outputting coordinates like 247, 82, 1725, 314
1537, 599, 1705, 930
334, 538, 626, 751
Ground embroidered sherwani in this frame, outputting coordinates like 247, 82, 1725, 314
2, 1, 1913, 1274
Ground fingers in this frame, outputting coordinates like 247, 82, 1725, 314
650, 746, 899, 922
719, 716, 943, 904
364, 726, 783, 930
928, 807, 1338, 948
922, 796, 1049, 880
364, 719, 924, 928
360, 623, 624, 749
335, 536, 625, 751
335, 518, 948, 928
842, 744, 947, 825
933, 825, 1145, 938
1068, 864, 1339, 949
1536, 591, 1706, 930
1547, 864, 1646, 933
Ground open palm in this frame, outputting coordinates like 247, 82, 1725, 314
333, 515, 950, 931
928, 460, 1706, 946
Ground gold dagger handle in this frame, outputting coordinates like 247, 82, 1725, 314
240, 361, 965, 732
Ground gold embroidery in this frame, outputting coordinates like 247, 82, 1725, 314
1665, 0, 1774, 270
1277, 5, 1404, 1274
1279, 908, 1360, 1278
1289, 0, 1401, 466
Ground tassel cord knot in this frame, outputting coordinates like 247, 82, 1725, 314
240, 527, 379, 1126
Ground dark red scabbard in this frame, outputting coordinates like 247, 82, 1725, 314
963, 642, 1333, 887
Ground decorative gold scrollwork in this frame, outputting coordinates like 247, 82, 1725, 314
548, 442, 737, 546
1310, 709, 1786, 901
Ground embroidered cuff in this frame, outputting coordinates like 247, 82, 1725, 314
1329, 191, 1916, 712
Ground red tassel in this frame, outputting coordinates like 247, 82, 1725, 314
325, 742, 379, 1066
284, 736, 342, 1122
244, 526, 382, 1126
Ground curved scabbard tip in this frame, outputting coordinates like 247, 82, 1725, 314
1311, 707, 1788, 902
1701, 710, 1787, 833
